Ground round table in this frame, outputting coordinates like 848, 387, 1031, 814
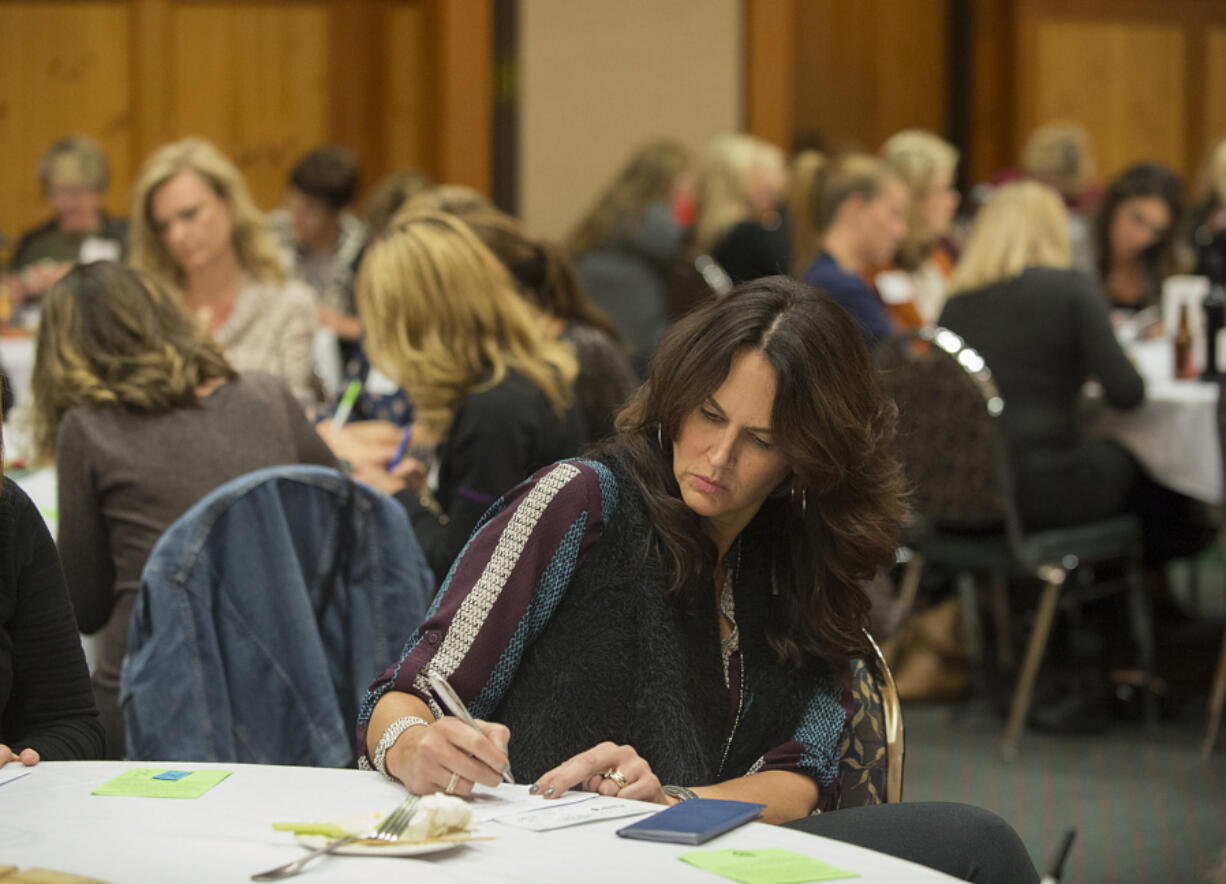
0, 762, 959, 883
1084, 338, 1221, 505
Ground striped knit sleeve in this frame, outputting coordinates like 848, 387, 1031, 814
746, 669, 854, 793
357, 459, 618, 758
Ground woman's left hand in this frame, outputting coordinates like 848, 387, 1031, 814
0, 744, 39, 768
532, 742, 668, 804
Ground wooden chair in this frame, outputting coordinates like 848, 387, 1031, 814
874, 327, 1156, 758
834, 630, 904, 806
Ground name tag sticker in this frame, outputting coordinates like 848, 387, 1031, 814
153, 770, 193, 781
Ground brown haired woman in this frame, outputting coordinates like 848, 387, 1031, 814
1091, 162, 1186, 311
357, 275, 1037, 883
31, 261, 336, 757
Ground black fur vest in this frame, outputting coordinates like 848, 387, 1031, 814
494, 453, 836, 786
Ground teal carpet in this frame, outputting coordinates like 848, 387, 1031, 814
901, 546, 1226, 884
903, 702, 1224, 883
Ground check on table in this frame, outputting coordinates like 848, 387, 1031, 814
0, 762, 959, 883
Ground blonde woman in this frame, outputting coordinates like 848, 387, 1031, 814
939, 182, 1143, 531
31, 261, 335, 756
693, 133, 789, 283
410, 196, 635, 444
355, 211, 582, 583
795, 154, 908, 345
879, 130, 961, 324
129, 137, 319, 403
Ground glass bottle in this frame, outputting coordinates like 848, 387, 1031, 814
1175, 303, 1196, 379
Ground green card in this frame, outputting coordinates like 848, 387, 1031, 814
92, 768, 231, 799
680, 848, 860, 884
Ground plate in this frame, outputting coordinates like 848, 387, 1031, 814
295, 832, 471, 857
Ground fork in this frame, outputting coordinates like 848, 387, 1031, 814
251, 794, 421, 881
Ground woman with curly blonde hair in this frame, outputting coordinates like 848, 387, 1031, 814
355, 210, 582, 583
32, 261, 334, 756
129, 137, 319, 403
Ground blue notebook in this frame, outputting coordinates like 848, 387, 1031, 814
615, 798, 765, 844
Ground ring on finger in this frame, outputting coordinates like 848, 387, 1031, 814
601, 767, 629, 789
445, 771, 460, 794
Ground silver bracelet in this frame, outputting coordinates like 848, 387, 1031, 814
371, 716, 430, 780
662, 784, 699, 802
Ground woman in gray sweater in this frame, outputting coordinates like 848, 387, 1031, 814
30, 261, 336, 757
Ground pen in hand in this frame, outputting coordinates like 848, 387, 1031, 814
330, 379, 363, 432
426, 668, 515, 784
388, 425, 414, 471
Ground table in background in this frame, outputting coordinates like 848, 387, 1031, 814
1083, 338, 1221, 505
0, 762, 958, 883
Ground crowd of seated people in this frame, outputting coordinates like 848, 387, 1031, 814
8, 120, 1226, 883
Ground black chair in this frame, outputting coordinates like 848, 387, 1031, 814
874, 327, 1156, 758
1203, 382, 1226, 760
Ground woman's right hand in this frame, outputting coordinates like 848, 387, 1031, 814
385, 717, 511, 798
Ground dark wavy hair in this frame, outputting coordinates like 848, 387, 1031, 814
605, 276, 907, 671
1094, 162, 1185, 299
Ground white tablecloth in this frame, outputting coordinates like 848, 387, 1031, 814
1084, 338, 1222, 505
0, 762, 957, 883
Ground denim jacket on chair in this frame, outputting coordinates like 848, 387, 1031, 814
121, 466, 433, 766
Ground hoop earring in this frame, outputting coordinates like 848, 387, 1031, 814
791, 485, 807, 518
657, 424, 665, 448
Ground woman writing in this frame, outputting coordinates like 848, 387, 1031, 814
128, 138, 319, 403
357, 277, 1038, 882
359, 276, 903, 819
31, 261, 336, 757
353, 211, 583, 584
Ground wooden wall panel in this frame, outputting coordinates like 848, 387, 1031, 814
0, 0, 489, 265
1207, 29, 1226, 164
386, 1, 435, 175
792, 0, 948, 154
518, 0, 741, 238
0, 2, 133, 251
167, 2, 330, 210
968, 0, 1017, 184
745, 0, 795, 150
1024, 18, 1186, 183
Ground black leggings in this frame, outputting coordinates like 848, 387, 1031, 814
784, 802, 1039, 884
